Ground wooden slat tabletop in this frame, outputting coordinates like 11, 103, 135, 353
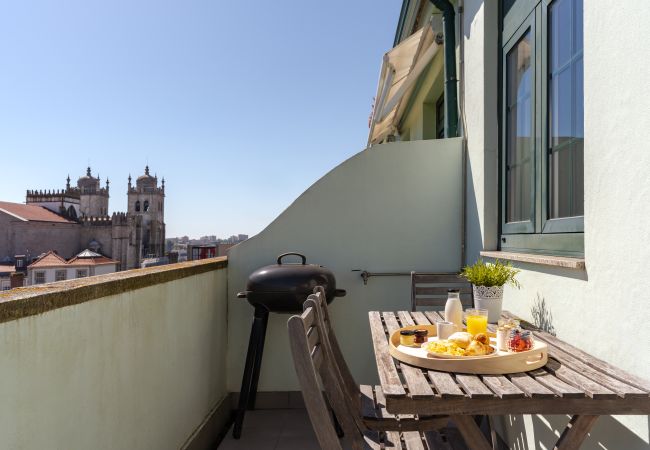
369, 310, 650, 416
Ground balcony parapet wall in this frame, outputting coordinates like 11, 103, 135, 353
0, 257, 227, 324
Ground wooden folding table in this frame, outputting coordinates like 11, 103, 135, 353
369, 310, 650, 449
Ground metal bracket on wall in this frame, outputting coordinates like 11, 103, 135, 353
352, 269, 412, 286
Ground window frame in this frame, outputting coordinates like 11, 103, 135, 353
501, 11, 537, 235
499, 0, 584, 257
34, 271, 46, 284
55, 270, 67, 282
76, 269, 88, 278
540, 0, 584, 234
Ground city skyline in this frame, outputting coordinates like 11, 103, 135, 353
0, 0, 400, 238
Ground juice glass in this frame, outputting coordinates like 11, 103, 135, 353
466, 309, 488, 336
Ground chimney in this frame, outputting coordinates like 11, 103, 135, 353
10, 272, 24, 289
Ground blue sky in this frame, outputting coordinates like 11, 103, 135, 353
0, 1, 400, 237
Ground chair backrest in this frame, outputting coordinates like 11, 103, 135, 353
309, 287, 360, 408
410, 272, 473, 311
287, 305, 365, 450
304, 289, 366, 433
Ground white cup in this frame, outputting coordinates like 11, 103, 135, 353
436, 321, 456, 340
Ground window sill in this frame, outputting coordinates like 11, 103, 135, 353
480, 251, 585, 270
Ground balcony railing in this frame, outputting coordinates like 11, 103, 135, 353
0, 258, 228, 450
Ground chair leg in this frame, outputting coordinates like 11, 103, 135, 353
331, 407, 345, 438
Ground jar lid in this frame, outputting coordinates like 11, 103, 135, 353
447, 289, 460, 293
414, 329, 428, 337
400, 330, 416, 336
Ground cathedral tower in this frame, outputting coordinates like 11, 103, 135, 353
77, 167, 109, 217
127, 166, 165, 261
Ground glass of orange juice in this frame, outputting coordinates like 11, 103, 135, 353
466, 309, 488, 336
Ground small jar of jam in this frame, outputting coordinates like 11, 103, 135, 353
507, 328, 534, 352
414, 329, 428, 345
399, 330, 416, 346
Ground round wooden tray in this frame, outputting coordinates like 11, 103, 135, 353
388, 325, 548, 374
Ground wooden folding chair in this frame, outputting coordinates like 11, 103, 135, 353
410, 272, 473, 311
306, 287, 449, 433
288, 304, 447, 450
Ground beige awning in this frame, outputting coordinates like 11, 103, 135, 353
368, 24, 439, 145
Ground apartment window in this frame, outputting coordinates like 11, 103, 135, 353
34, 271, 46, 284
55, 270, 67, 282
76, 269, 88, 278
500, 0, 584, 256
435, 95, 445, 139
548, 0, 583, 220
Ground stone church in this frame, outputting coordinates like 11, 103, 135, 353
0, 166, 165, 270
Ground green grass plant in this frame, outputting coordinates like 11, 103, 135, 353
461, 259, 521, 288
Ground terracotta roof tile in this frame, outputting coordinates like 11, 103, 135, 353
66, 255, 118, 266
28, 250, 119, 268
28, 251, 67, 268
0, 265, 16, 275
0, 201, 76, 224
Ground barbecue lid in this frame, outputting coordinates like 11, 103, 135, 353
244, 253, 336, 294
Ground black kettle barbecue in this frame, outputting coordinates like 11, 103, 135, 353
237, 252, 346, 312
233, 253, 346, 439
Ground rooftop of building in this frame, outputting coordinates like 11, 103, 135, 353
27, 251, 67, 268
28, 249, 119, 269
0, 264, 16, 275
0, 201, 76, 224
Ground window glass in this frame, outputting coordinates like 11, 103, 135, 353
35, 272, 45, 284
548, 0, 584, 219
505, 30, 533, 223
55, 270, 67, 282
135, 201, 141, 212
76, 269, 88, 278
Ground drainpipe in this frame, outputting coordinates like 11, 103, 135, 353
429, 0, 459, 138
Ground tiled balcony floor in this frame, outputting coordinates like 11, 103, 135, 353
219, 409, 321, 450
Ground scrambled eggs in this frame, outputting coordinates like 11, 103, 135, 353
425, 340, 466, 356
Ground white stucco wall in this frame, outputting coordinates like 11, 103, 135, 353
0, 266, 229, 450
227, 138, 464, 391
462, 0, 499, 263
461, 0, 650, 447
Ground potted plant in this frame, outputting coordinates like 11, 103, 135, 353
460, 259, 520, 323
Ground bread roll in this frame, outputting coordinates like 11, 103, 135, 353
464, 340, 491, 356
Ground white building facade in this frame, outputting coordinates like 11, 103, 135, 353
27, 250, 118, 285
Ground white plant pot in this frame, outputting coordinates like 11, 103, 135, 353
473, 285, 504, 323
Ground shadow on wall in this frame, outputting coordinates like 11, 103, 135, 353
464, 152, 484, 265
530, 294, 556, 336
532, 414, 650, 450
502, 414, 530, 450
498, 414, 650, 449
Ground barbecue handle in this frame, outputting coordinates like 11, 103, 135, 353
277, 253, 307, 265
